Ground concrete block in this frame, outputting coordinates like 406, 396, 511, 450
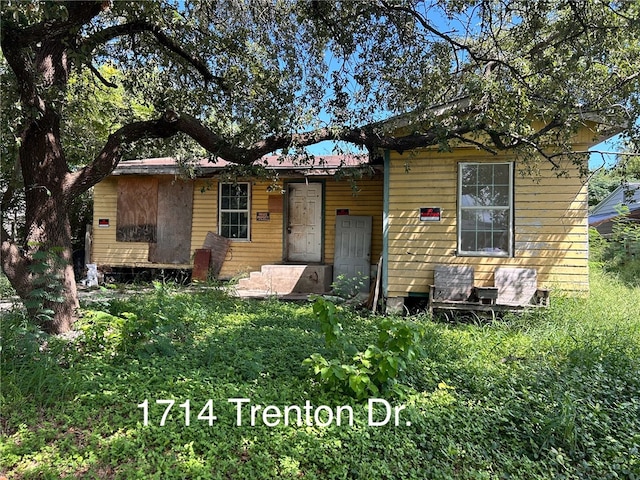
385, 296, 405, 315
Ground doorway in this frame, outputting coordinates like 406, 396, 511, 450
286, 182, 323, 262
333, 215, 372, 293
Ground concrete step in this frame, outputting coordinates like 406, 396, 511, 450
237, 271, 269, 290
235, 264, 333, 295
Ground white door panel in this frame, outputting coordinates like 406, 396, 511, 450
287, 183, 322, 262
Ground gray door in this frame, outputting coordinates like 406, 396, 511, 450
287, 183, 323, 262
333, 216, 372, 293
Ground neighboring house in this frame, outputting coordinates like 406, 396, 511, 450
90, 123, 611, 310
589, 183, 640, 236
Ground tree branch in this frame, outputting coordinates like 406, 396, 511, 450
0, 242, 32, 298
378, 0, 535, 91
450, 134, 499, 155
64, 111, 184, 197
81, 20, 226, 90
1, 226, 32, 299
591, 70, 640, 110
481, 119, 569, 169
2, 1, 105, 46
379, 0, 468, 53
65, 105, 580, 199
64, 109, 472, 196
87, 63, 118, 88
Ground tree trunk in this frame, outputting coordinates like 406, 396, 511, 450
21, 201, 80, 335
5, 106, 80, 334
0, 22, 84, 334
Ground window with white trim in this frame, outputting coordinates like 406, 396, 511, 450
458, 162, 513, 256
219, 183, 250, 240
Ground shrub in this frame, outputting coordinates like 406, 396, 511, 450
0, 272, 16, 298
331, 273, 369, 300
304, 296, 425, 399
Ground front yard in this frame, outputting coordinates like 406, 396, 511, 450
1, 264, 639, 479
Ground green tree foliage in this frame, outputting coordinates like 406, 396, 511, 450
1, 61, 153, 250
62, 64, 156, 167
589, 169, 624, 207
1, 0, 640, 332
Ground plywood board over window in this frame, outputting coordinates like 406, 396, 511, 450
116, 178, 158, 242
149, 179, 194, 264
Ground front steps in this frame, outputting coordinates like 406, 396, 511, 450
235, 265, 332, 297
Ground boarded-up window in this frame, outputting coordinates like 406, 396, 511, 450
117, 178, 158, 242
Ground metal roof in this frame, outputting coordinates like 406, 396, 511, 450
589, 182, 640, 226
111, 154, 372, 176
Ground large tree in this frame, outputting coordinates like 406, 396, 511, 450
2, 0, 639, 333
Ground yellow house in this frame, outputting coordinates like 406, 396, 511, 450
91, 155, 384, 293
91, 122, 608, 308
381, 121, 611, 312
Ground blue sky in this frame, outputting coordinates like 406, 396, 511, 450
590, 136, 621, 170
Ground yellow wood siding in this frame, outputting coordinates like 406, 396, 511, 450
190, 179, 217, 257
386, 148, 589, 297
92, 173, 383, 278
217, 179, 284, 278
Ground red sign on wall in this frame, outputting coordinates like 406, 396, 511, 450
420, 207, 441, 222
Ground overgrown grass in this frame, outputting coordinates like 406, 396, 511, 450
1, 268, 639, 479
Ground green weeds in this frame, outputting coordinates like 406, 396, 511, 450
1, 266, 639, 479
590, 216, 640, 287
304, 296, 425, 399
0, 271, 15, 297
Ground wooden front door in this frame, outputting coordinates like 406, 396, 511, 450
287, 183, 322, 262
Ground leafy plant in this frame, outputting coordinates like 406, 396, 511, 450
593, 205, 640, 286
304, 297, 425, 399
331, 273, 369, 300
607, 205, 640, 260
78, 309, 138, 355
24, 246, 67, 325
77, 283, 190, 358
0, 272, 16, 298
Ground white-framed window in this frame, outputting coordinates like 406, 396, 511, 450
458, 162, 513, 256
219, 182, 250, 240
